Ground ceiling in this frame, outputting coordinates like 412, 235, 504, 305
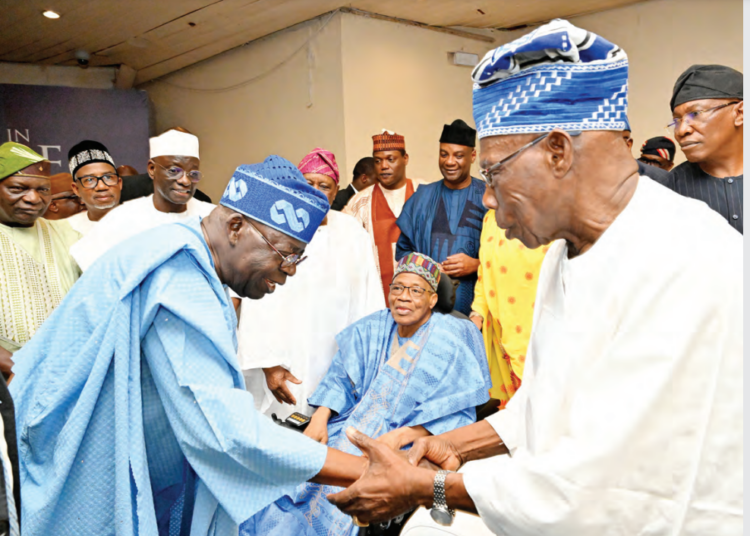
0, 0, 649, 85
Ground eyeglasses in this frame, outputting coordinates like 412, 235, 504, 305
76, 172, 120, 189
53, 194, 80, 202
666, 101, 740, 132
247, 220, 307, 268
479, 133, 548, 187
153, 161, 203, 183
389, 283, 431, 298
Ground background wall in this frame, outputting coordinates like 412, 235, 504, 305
140, 0, 742, 198
495, 0, 744, 165
0, 62, 116, 89
340, 14, 494, 183
141, 13, 347, 201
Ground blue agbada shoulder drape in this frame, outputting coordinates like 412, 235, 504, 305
395, 179, 487, 315
9, 217, 327, 536
241, 309, 491, 536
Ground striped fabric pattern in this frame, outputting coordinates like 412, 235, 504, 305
667, 161, 743, 233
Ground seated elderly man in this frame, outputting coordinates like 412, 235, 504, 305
10, 156, 372, 536
241, 252, 490, 536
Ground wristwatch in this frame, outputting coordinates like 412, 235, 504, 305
429, 470, 455, 526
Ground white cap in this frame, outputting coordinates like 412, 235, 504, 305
149, 130, 200, 159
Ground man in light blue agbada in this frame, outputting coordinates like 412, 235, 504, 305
10, 156, 366, 536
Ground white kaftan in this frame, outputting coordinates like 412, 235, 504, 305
70, 194, 214, 270
238, 210, 383, 419
405, 177, 743, 535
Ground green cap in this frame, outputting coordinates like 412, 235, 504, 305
0, 142, 46, 181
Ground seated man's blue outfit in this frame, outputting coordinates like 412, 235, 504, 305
9, 156, 334, 536
241, 252, 491, 536
396, 120, 487, 316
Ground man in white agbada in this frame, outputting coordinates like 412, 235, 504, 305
239, 148, 383, 419
326, 20, 742, 536
70, 128, 214, 269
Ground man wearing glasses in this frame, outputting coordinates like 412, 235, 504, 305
666, 64, 743, 233
66, 140, 123, 235
71, 128, 215, 270
10, 156, 376, 536
327, 20, 742, 536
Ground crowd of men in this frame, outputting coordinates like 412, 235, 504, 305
0, 17, 742, 536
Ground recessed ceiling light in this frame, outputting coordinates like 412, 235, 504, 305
42, 10, 60, 19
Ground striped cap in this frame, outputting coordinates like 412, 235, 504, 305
373, 129, 406, 152
393, 252, 441, 292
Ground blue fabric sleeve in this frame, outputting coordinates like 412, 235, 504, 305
395, 194, 418, 262
142, 305, 328, 525
306, 349, 357, 416
420, 407, 476, 436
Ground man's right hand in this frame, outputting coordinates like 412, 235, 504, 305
262, 365, 301, 405
407, 435, 464, 471
469, 313, 483, 331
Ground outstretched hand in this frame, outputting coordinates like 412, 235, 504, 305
327, 427, 434, 525
262, 365, 301, 405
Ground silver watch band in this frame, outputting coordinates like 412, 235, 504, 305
433, 470, 456, 515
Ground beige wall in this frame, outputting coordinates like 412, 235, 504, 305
340, 14, 494, 184
141, 0, 742, 198
0, 62, 116, 89
141, 14, 347, 201
496, 0, 743, 164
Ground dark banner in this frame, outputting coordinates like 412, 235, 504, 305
0, 84, 150, 175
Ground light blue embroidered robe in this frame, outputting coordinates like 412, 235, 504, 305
240, 309, 491, 536
9, 217, 328, 536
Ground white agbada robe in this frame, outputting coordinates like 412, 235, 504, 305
238, 210, 383, 419
66, 210, 99, 236
70, 194, 214, 270
404, 177, 743, 536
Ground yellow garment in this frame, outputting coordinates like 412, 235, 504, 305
0, 218, 81, 353
471, 210, 548, 404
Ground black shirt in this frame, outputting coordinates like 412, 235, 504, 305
331, 184, 356, 212
637, 160, 671, 186
665, 161, 743, 234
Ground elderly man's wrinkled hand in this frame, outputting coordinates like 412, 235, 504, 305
327, 427, 434, 525
262, 365, 301, 405
407, 435, 464, 471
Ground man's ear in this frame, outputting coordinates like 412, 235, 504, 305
429, 291, 439, 310
403, 153, 410, 166
470, 149, 477, 164
227, 214, 244, 246
545, 130, 575, 178
46, 201, 59, 213
735, 101, 743, 128
147, 161, 155, 180
71, 181, 80, 197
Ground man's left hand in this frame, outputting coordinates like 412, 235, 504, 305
327, 427, 434, 524
441, 253, 480, 278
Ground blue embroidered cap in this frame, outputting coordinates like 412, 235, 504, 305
220, 155, 330, 244
472, 19, 629, 139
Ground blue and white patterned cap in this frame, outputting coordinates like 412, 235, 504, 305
472, 19, 629, 139
220, 155, 330, 244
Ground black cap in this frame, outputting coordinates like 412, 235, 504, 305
670, 64, 743, 111
439, 119, 476, 148
68, 140, 116, 177
640, 136, 676, 161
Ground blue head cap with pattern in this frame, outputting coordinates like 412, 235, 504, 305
472, 19, 629, 139
220, 155, 330, 244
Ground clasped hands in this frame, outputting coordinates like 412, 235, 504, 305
326, 426, 464, 525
